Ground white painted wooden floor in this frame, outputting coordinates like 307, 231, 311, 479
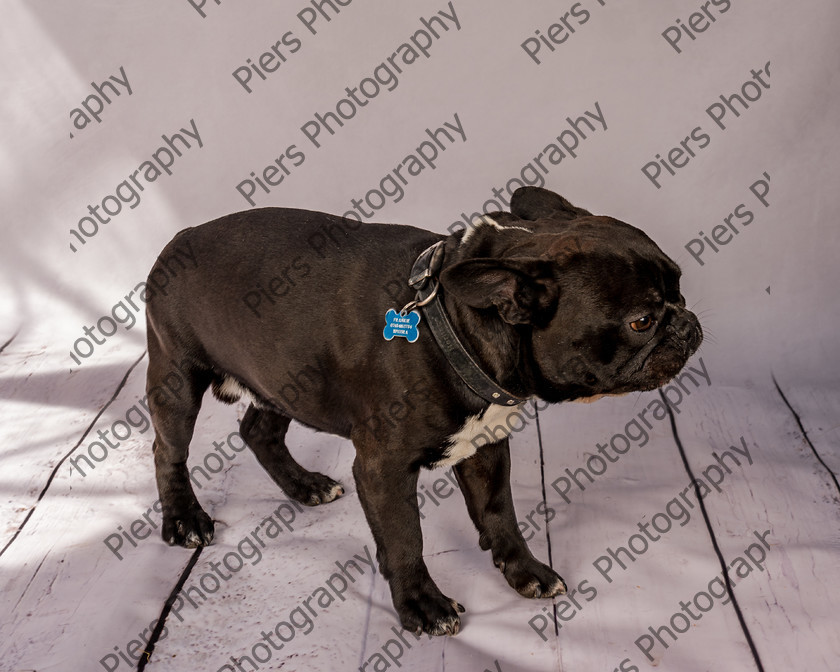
1, 333, 838, 672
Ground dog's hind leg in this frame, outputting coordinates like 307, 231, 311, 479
239, 405, 344, 506
147, 339, 215, 548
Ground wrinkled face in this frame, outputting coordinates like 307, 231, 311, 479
441, 194, 703, 403
529, 221, 703, 402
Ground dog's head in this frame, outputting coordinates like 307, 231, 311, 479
440, 187, 702, 402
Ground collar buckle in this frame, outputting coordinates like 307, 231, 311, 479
408, 241, 446, 291
402, 240, 528, 407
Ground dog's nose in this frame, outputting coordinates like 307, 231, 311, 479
668, 310, 702, 341
667, 311, 702, 350
671, 317, 693, 340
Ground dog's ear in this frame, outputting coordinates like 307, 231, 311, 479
440, 257, 558, 326
510, 186, 592, 221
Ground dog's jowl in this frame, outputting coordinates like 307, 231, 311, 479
145, 186, 702, 636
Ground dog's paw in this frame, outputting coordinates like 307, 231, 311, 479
498, 556, 567, 598
285, 473, 345, 507
396, 589, 465, 636
162, 508, 215, 548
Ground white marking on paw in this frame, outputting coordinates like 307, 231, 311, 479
461, 215, 532, 244
550, 576, 568, 595
184, 530, 203, 548
523, 579, 541, 596
435, 403, 525, 468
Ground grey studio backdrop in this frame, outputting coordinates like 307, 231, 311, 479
3, 0, 838, 388
1, 0, 839, 671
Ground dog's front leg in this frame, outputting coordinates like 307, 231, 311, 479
351, 444, 464, 636
455, 438, 567, 598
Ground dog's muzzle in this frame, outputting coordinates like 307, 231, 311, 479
665, 309, 703, 358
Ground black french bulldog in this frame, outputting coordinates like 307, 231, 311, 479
145, 186, 701, 636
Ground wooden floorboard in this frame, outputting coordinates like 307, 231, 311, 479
1, 346, 839, 672
668, 382, 840, 671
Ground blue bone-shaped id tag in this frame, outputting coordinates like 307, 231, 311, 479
383, 309, 421, 343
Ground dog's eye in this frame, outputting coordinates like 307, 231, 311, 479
629, 315, 655, 332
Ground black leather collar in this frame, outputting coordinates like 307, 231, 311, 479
405, 241, 527, 407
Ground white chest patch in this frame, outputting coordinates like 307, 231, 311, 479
435, 403, 525, 468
